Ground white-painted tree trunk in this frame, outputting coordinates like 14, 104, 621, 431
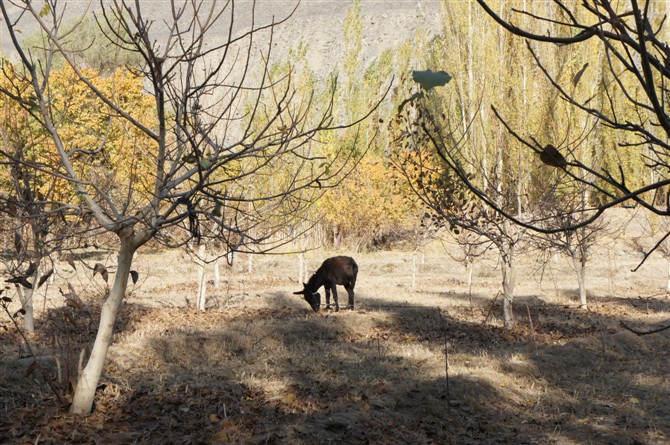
49, 255, 57, 285
247, 254, 254, 274
501, 253, 516, 329
466, 260, 475, 314
197, 244, 207, 312
213, 257, 221, 288
420, 229, 428, 265
572, 254, 588, 309
17, 286, 35, 334
297, 252, 305, 284
70, 237, 135, 416
16, 265, 41, 333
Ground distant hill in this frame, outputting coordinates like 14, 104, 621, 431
0, 0, 442, 78
266, 0, 442, 77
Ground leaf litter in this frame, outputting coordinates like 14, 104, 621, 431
0, 249, 668, 444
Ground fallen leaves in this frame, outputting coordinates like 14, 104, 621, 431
1, 263, 666, 445
93, 263, 109, 282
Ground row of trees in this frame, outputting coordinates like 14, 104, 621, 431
0, 0, 386, 415
2, 0, 669, 416
387, 0, 670, 328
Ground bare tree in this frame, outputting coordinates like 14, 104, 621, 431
0, 0, 382, 415
408, 214, 441, 292
390, 94, 528, 328
631, 210, 670, 293
530, 187, 608, 309
442, 228, 492, 299
0, 119, 89, 333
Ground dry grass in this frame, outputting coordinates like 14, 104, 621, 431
1, 218, 670, 444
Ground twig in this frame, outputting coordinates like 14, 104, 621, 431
436, 307, 450, 405
376, 335, 381, 359
362, 303, 430, 309
526, 304, 540, 371
632, 229, 670, 272
251, 330, 276, 350
620, 320, 670, 336
482, 292, 501, 325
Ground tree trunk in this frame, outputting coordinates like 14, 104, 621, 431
466, 259, 474, 297
16, 265, 41, 333
421, 229, 428, 265
297, 252, 305, 284
334, 225, 342, 248
213, 257, 221, 289
247, 254, 254, 274
17, 286, 35, 334
501, 253, 516, 329
572, 254, 588, 309
579, 260, 588, 309
466, 259, 475, 314
411, 249, 417, 292
197, 244, 207, 311
70, 236, 136, 416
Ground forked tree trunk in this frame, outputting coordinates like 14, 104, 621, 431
70, 236, 136, 416
12, 219, 38, 333
501, 254, 516, 329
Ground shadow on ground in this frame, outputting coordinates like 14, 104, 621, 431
1, 289, 668, 444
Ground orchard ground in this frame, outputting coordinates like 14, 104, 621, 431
1, 209, 669, 445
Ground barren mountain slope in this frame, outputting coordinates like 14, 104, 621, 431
1, 1, 443, 77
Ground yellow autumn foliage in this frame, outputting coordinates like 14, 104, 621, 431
319, 156, 421, 249
0, 64, 157, 208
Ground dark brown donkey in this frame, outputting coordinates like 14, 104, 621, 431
293, 256, 358, 312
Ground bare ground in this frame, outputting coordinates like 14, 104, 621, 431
1, 220, 670, 444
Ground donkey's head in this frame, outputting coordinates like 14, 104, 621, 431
293, 285, 321, 312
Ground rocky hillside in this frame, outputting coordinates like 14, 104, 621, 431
266, 0, 443, 76
1, 1, 443, 78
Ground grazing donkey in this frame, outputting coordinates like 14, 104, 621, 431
293, 256, 358, 312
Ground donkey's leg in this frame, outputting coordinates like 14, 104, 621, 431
331, 285, 340, 311
345, 283, 355, 309
324, 287, 331, 310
